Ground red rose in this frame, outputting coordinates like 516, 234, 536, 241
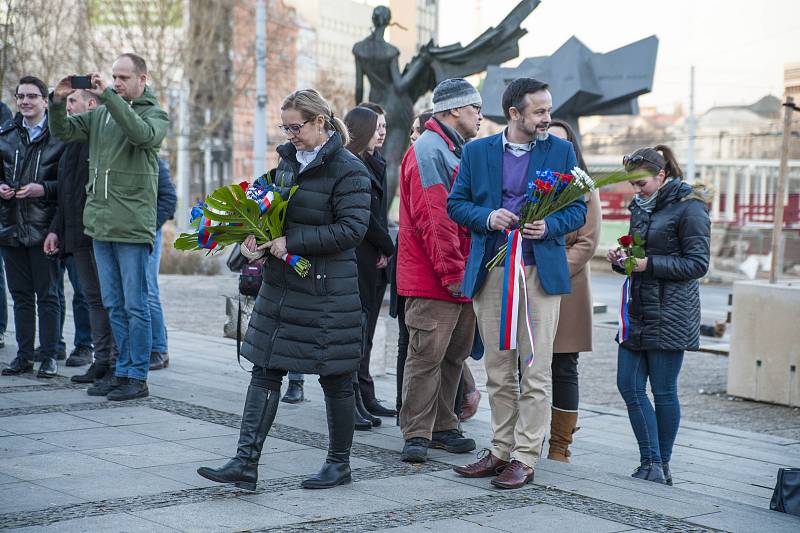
618, 235, 633, 247
541, 182, 553, 193
238, 180, 250, 191
534, 179, 546, 190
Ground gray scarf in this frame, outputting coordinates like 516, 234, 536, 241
634, 190, 659, 213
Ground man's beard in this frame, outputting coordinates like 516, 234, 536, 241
535, 130, 549, 141
521, 117, 549, 141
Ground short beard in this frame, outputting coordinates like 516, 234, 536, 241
535, 131, 549, 142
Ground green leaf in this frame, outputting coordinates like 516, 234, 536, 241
632, 232, 645, 246
631, 245, 646, 259
623, 256, 637, 276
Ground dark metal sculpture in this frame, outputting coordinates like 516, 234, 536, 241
481, 35, 659, 138
353, 0, 540, 202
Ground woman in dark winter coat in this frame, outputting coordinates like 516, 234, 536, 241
606, 145, 711, 486
344, 106, 394, 430
196, 89, 371, 490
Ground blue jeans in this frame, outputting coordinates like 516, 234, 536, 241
0, 254, 7, 335
93, 240, 152, 381
147, 228, 167, 353
288, 372, 304, 381
617, 345, 684, 464
56, 255, 93, 350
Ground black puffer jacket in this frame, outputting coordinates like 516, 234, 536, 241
356, 151, 394, 301
50, 142, 91, 254
616, 179, 711, 351
240, 133, 371, 375
0, 115, 64, 247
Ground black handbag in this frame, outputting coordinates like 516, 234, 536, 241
770, 467, 800, 516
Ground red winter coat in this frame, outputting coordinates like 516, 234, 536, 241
396, 118, 471, 303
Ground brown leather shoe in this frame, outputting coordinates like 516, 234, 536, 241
459, 389, 481, 421
453, 450, 509, 478
490, 460, 534, 489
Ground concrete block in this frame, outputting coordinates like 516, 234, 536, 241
464, 503, 632, 533
133, 499, 303, 532
0, 450, 127, 481
0, 413, 104, 435
84, 441, 225, 468
727, 280, 800, 407
242, 484, 399, 521
10, 512, 180, 533
0, 480, 86, 513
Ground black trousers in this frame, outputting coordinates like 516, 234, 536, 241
73, 248, 118, 366
395, 294, 409, 413
251, 366, 352, 399
358, 278, 387, 402
1, 245, 60, 360
552, 352, 580, 411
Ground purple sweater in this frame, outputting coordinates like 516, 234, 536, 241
500, 150, 536, 265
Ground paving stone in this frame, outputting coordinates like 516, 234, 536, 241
122, 419, 238, 441
687, 508, 800, 533
132, 498, 304, 532
372, 517, 502, 532
141, 459, 289, 488
0, 480, 86, 513
0, 412, 104, 435
71, 406, 193, 426
28, 426, 162, 451
350, 473, 493, 506
676, 481, 771, 508
2, 389, 107, 406
83, 441, 226, 468
0, 434, 63, 457
0, 450, 128, 481
10, 512, 183, 532
463, 503, 633, 532
243, 484, 401, 521
177, 434, 311, 456
556, 479, 721, 519
264, 447, 379, 476
34, 468, 195, 501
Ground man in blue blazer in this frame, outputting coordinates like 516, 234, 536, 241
447, 78, 587, 488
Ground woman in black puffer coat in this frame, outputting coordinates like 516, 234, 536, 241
196, 89, 370, 491
607, 145, 710, 486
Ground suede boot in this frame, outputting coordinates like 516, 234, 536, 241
547, 409, 579, 463
197, 385, 280, 491
302, 394, 354, 489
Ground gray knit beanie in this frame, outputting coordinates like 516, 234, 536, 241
432, 78, 482, 114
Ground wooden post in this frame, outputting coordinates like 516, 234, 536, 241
770, 96, 796, 283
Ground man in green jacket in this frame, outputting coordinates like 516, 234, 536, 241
49, 53, 169, 401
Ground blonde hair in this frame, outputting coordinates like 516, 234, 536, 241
281, 89, 350, 146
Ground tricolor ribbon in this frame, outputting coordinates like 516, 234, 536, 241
281, 253, 300, 268
256, 189, 275, 214
618, 276, 631, 342
498, 228, 535, 367
197, 215, 218, 250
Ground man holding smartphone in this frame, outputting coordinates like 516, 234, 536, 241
0, 76, 65, 378
49, 53, 169, 401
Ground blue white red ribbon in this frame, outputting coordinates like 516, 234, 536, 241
618, 276, 631, 342
197, 215, 218, 250
498, 228, 535, 367
281, 253, 300, 268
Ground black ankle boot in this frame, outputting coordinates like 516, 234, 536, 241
302, 394, 354, 489
197, 385, 280, 491
281, 380, 304, 404
354, 384, 381, 427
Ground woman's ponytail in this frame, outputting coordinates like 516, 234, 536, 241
330, 116, 350, 147
654, 144, 683, 180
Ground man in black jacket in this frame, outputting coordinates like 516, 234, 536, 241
146, 158, 176, 371
44, 89, 118, 385
0, 76, 65, 378
0, 100, 11, 348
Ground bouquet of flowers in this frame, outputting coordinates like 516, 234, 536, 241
173, 172, 311, 277
486, 167, 636, 270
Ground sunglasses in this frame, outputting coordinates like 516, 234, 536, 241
277, 119, 311, 135
623, 153, 661, 170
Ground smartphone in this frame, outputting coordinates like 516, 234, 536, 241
70, 75, 93, 89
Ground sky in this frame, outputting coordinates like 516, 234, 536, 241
436, 0, 798, 114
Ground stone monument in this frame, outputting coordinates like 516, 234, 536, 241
353, 0, 540, 202
481, 35, 659, 138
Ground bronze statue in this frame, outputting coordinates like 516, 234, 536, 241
354, 0, 540, 203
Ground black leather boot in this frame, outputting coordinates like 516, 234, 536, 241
354, 384, 381, 427
71, 362, 108, 384
281, 380, 304, 404
302, 394, 354, 489
197, 385, 279, 491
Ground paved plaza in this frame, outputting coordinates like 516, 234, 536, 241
1, 274, 799, 532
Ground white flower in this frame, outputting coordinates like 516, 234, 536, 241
571, 167, 596, 190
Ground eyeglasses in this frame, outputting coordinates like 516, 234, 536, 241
16, 93, 43, 101
623, 153, 660, 170
278, 120, 311, 135
469, 104, 482, 113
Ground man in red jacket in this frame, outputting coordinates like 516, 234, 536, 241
396, 78, 482, 463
